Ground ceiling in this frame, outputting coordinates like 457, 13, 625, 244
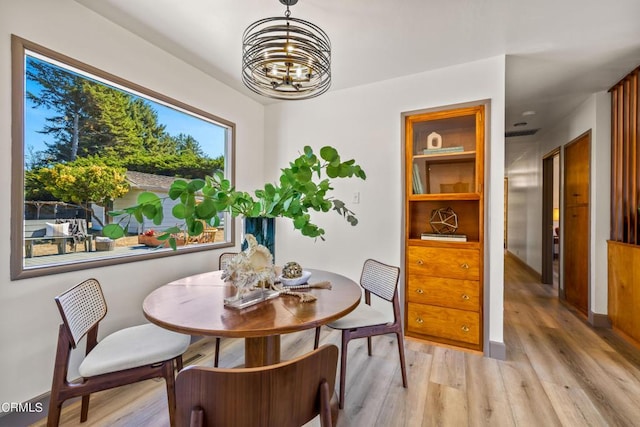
76, 0, 640, 148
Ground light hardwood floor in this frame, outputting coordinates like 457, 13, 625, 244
32, 255, 640, 426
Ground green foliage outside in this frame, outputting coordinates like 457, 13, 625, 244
25, 56, 224, 225
33, 161, 129, 228
103, 146, 366, 249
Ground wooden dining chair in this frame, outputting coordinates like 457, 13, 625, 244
218, 252, 237, 271
175, 344, 339, 427
314, 259, 408, 408
48, 278, 191, 427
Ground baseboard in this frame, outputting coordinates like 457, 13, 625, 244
488, 340, 506, 360
505, 250, 542, 281
589, 311, 612, 328
0, 392, 52, 427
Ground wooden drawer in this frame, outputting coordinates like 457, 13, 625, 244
407, 274, 480, 311
407, 246, 479, 280
407, 303, 480, 345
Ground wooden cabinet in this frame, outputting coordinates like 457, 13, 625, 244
608, 241, 640, 345
404, 105, 484, 352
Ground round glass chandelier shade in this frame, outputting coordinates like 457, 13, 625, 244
242, 13, 331, 100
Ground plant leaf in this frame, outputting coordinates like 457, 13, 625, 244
137, 191, 160, 204
102, 224, 125, 239
320, 146, 338, 162
172, 203, 187, 219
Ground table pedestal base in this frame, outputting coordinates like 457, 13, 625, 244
245, 335, 280, 367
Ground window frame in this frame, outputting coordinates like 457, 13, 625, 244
10, 35, 236, 280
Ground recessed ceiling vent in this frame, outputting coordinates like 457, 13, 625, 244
505, 128, 539, 138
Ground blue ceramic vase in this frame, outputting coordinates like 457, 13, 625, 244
242, 217, 276, 261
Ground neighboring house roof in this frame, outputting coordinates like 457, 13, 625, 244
125, 171, 176, 192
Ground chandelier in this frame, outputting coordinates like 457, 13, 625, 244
242, 0, 331, 100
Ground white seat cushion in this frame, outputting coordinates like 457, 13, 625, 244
327, 303, 392, 330
79, 324, 190, 378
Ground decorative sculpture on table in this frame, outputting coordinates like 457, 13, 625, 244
429, 207, 459, 234
282, 261, 303, 279
221, 237, 331, 306
221, 234, 277, 304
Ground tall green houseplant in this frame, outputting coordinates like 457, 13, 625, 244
103, 146, 366, 249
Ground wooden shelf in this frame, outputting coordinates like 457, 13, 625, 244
412, 151, 476, 161
407, 239, 480, 249
409, 193, 480, 201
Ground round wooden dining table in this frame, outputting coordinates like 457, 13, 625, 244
143, 268, 362, 367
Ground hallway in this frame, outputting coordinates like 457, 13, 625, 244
503, 254, 640, 425
29, 255, 640, 426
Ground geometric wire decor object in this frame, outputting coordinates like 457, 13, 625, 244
429, 207, 459, 234
242, 0, 331, 100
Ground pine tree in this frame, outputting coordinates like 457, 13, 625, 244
26, 56, 91, 162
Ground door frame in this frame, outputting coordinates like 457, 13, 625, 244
504, 177, 508, 249
542, 148, 560, 286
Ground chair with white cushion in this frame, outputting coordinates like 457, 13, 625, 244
314, 259, 408, 408
48, 278, 190, 427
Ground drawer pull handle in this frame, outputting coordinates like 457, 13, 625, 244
461, 294, 470, 300
416, 288, 424, 294
416, 318, 424, 324
461, 325, 470, 332
416, 259, 424, 265
460, 263, 469, 269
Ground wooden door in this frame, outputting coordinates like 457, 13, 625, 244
563, 132, 590, 315
564, 205, 589, 311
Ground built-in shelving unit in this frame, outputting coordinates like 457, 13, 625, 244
404, 104, 485, 352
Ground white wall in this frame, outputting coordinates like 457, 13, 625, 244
0, 0, 263, 408
505, 91, 611, 315
506, 139, 542, 268
264, 56, 507, 353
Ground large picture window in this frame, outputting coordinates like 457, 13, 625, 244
11, 35, 235, 279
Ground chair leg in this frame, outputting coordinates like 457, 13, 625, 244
47, 398, 62, 427
339, 331, 350, 410
319, 380, 332, 427
190, 408, 204, 427
176, 355, 184, 372
314, 327, 321, 349
163, 360, 177, 427
367, 336, 372, 356
214, 337, 221, 368
396, 331, 408, 388
80, 394, 90, 422
48, 327, 70, 427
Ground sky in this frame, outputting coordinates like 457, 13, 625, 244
24, 55, 226, 165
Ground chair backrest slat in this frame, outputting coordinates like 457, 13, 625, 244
176, 345, 338, 427
360, 259, 400, 301
55, 278, 107, 347
218, 252, 238, 271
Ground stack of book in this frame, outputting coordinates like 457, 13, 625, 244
421, 233, 467, 242
412, 164, 424, 194
423, 146, 464, 155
